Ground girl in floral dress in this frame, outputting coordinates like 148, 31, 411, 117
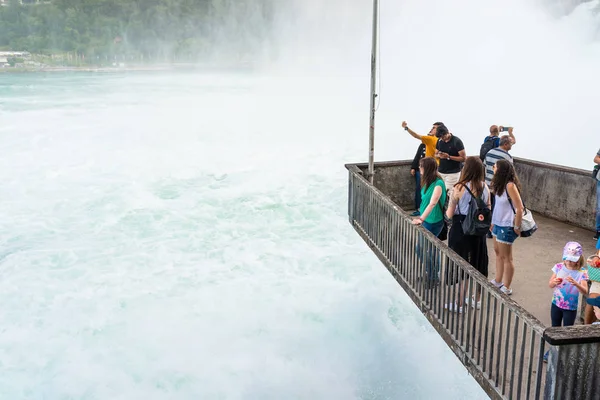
549, 242, 588, 322
544, 242, 588, 362
544, 242, 588, 361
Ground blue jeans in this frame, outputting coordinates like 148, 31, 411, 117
596, 180, 600, 232
414, 170, 422, 211
416, 220, 444, 284
423, 220, 445, 237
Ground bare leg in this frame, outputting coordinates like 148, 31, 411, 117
585, 293, 599, 324
457, 280, 466, 307
493, 237, 504, 284
500, 243, 515, 289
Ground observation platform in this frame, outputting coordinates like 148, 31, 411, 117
345, 158, 600, 400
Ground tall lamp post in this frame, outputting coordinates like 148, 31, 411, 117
367, 0, 379, 184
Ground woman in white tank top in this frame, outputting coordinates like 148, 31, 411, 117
489, 160, 524, 296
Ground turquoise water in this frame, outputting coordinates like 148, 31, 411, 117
0, 72, 486, 399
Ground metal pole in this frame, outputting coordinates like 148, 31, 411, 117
367, 0, 379, 184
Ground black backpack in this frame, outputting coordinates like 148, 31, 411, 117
461, 185, 491, 236
479, 136, 499, 161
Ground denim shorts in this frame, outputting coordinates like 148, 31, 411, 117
492, 225, 518, 245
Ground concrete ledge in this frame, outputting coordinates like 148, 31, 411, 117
544, 325, 600, 346
345, 160, 415, 209
514, 157, 597, 231
346, 157, 598, 232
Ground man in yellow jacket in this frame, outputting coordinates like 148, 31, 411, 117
401, 121, 442, 162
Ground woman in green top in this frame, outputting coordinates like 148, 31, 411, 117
412, 157, 447, 287
412, 157, 447, 237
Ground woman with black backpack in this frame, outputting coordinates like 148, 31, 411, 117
444, 156, 491, 313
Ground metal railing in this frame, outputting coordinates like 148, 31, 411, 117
347, 165, 548, 400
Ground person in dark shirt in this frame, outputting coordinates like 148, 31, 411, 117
480, 125, 516, 161
410, 143, 426, 216
435, 125, 466, 195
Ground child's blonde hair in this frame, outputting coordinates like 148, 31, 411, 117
570, 255, 585, 270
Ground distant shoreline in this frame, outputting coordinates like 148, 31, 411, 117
0, 63, 254, 74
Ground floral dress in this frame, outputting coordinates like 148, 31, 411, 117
552, 263, 588, 311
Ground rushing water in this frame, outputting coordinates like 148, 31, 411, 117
0, 72, 486, 398
2, 0, 600, 398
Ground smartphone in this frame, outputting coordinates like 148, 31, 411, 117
500, 126, 512, 132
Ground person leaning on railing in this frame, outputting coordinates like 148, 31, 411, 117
412, 157, 447, 234
489, 160, 524, 296
444, 156, 491, 313
411, 157, 447, 286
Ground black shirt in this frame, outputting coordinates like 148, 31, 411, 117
436, 134, 464, 174
411, 143, 426, 170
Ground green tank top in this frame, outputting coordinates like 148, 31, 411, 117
420, 178, 447, 224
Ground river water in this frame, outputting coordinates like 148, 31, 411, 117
0, 73, 486, 398
2, 0, 600, 398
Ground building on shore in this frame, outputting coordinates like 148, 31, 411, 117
0, 0, 50, 5
0, 51, 31, 59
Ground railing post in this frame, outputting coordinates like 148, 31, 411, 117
348, 171, 354, 223
543, 326, 600, 399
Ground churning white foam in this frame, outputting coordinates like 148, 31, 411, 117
0, 73, 486, 398
1, 1, 599, 398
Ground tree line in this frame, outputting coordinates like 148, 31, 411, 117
0, 0, 275, 64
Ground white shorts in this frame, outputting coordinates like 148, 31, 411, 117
590, 281, 600, 295
439, 172, 461, 194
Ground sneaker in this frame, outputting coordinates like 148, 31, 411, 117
466, 296, 482, 310
410, 211, 421, 217
490, 279, 504, 289
500, 286, 513, 295
444, 302, 463, 314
